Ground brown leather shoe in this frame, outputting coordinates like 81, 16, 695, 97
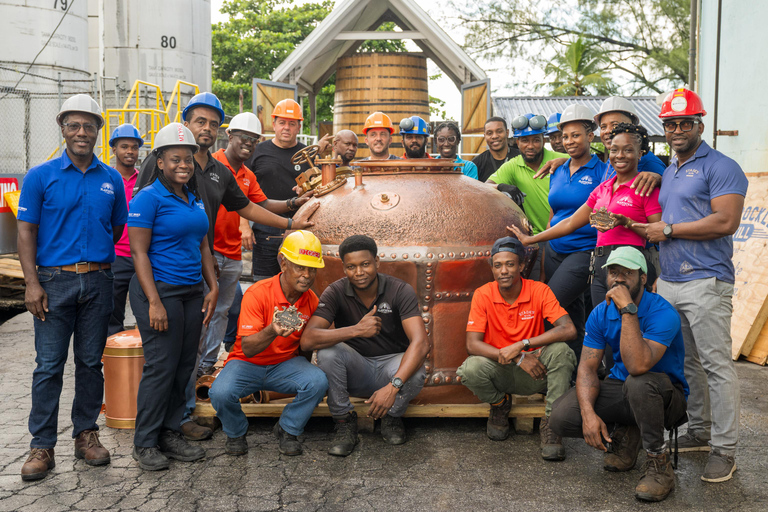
636, 451, 675, 502
21, 448, 55, 481
604, 425, 641, 472
74, 430, 111, 466
181, 420, 213, 441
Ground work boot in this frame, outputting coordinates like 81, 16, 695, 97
635, 451, 675, 502
226, 435, 248, 456
676, 431, 711, 452
273, 422, 303, 456
487, 394, 512, 441
158, 429, 206, 462
74, 429, 110, 466
132, 446, 170, 471
21, 448, 55, 481
381, 415, 406, 445
604, 425, 642, 472
180, 420, 213, 441
539, 416, 565, 461
701, 450, 737, 483
329, 411, 359, 457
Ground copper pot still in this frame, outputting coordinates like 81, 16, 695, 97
292, 158, 537, 404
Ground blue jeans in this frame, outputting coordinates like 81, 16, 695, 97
209, 357, 328, 437
251, 223, 283, 281
223, 284, 242, 345
29, 267, 114, 448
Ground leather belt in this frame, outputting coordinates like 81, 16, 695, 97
58, 262, 111, 274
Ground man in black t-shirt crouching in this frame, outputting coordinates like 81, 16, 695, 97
301, 235, 429, 457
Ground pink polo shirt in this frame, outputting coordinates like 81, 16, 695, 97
115, 169, 138, 258
586, 175, 661, 247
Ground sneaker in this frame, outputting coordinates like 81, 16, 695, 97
158, 429, 206, 462
74, 429, 110, 466
381, 415, 406, 445
701, 450, 737, 483
604, 425, 642, 472
676, 431, 711, 453
225, 435, 248, 456
636, 451, 675, 502
21, 448, 55, 481
180, 420, 213, 441
132, 446, 170, 471
273, 422, 303, 456
539, 416, 565, 461
328, 411, 359, 457
487, 394, 512, 441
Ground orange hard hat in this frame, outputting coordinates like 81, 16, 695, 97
363, 111, 394, 134
271, 99, 304, 121
659, 88, 707, 118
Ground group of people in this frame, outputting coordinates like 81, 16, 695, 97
16, 86, 746, 504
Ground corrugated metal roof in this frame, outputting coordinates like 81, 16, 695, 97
492, 96, 664, 140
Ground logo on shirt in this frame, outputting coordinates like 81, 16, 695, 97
100, 182, 115, 195
617, 196, 635, 208
243, 179, 250, 186
294, 164, 301, 171
467, 320, 475, 326
685, 169, 700, 177
318, 303, 325, 308
578, 176, 593, 186
680, 261, 694, 274
519, 310, 535, 321
209, 173, 220, 183
129, 212, 141, 217
378, 302, 393, 314
197, 202, 205, 210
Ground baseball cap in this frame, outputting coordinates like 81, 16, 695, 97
602, 246, 647, 274
491, 236, 526, 260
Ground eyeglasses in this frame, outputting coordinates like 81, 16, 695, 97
234, 132, 260, 144
663, 119, 700, 133
62, 122, 98, 135
436, 135, 458, 144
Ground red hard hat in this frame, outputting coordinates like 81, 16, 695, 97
659, 88, 707, 118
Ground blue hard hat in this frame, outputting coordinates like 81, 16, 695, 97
399, 116, 430, 136
182, 92, 225, 123
109, 123, 144, 148
546, 113, 562, 135
511, 113, 548, 138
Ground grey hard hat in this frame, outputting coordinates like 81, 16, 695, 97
558, 104, 597, 132
56, 94, 104, 129
152, 123, 199, 153
594, 96, 640, 125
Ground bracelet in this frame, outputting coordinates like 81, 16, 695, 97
289, 197, 298, 211
516, 352, 526, 366
287, 218, 293, 230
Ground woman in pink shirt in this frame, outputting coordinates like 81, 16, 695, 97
508, 123, 661, 306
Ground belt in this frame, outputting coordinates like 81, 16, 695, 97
594, 244, 647, 258
57, 262, 111, 274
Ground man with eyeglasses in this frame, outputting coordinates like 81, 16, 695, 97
549, 246, 688, 502
434, 121, 478, 180
639, 88, 747, 484
17, 94, 127, 481
332, 130, 359, 166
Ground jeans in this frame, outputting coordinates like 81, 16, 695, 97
131, 276, 204, 447
108, 255, 135, 336
657, 277, 739, 455
549, 374, 687, 453
223, 283, 243, 345
210, 357, 328, 437
251, 223, 284, 281
197, 252, 242, 373
29, 267, 114, 448
457, 342, 576, 416
316, 343, 426, 417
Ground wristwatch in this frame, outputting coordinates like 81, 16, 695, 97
663, 224, 674, 239
522, 338, 531, 349
391, 377, 404, 390
619, 303, 638, 315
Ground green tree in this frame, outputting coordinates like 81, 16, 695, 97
540, 37, 617, 96
455, 0, 689, 94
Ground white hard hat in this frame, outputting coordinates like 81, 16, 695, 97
56, 94, 104, 129
558, 104, 597, 132
594, 96, 640, 125
153, 123, 199, 153
226, 112, 263, 137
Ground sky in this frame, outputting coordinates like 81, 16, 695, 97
210, 0, 542, 121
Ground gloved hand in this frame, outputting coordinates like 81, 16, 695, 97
497, 183, 526, 209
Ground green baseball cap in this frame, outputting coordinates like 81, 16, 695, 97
602, 246, 647, 274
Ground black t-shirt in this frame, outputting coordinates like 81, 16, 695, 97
136, 151, 250, 252
473, 149, 513, 182
313, 273, 421, 358
244, 139, 310, 202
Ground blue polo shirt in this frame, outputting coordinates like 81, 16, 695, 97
658, 141, 748, 283
455, 157, 479, 180
548, 154, 605, 254
17, 151, 127, 267
602, 151, 666, 182
584, 291, 688, 397
128, 180, 209, 286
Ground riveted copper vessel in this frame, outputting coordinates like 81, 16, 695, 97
292, 159, 537, 404
103, 329, 144, 429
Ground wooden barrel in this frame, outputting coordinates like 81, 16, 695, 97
333, 53, 430, 158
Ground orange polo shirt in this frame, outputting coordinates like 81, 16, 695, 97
211, 149, 268, 260
466, 278, 567, 349
226, 274, 318, 366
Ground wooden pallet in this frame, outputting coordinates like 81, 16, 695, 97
0, 258, 23, 279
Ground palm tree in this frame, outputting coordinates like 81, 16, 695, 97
540, 37, 617, 96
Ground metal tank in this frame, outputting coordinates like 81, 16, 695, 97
292, 158, 537, 404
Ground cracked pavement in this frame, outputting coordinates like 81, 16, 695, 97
0, 311, 767, 511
